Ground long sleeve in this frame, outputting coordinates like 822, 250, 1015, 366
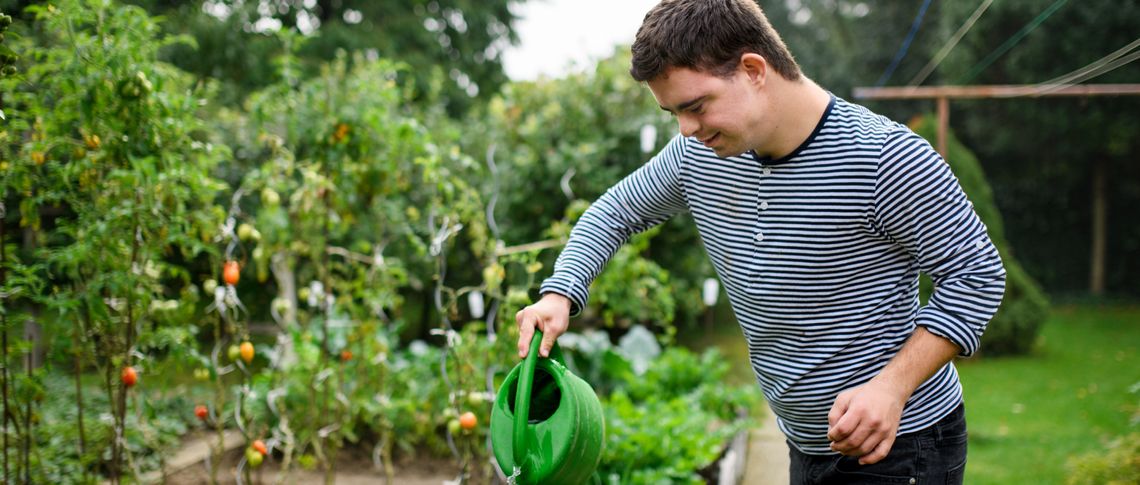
540, 135, 690, 316
873, 131, 1007, 356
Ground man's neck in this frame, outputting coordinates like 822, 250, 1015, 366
757, 78, 832, 160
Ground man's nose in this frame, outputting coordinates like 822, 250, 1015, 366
678, 114, 699, 138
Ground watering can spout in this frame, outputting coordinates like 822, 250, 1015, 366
491, 330, 605, 485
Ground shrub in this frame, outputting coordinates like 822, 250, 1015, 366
1066, 433, 1140, 485
910, 116, 1050, 356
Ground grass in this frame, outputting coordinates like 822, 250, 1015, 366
958, 304, 1140, 485
679, 303, 1140, 484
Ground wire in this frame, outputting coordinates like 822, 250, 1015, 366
960, 0, 1070, 83
1031, 49, 1140, 96
875, 0, 935, 87
1037, 37, 1140, 86
908, 0, 994, 86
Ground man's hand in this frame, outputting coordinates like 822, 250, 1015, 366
828, 327, 963, 465
827, 379, 907, 465
516, 293, 572, 358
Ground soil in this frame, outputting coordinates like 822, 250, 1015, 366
156, 433, 466, 485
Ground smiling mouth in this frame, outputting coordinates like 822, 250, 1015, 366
700, 133, 720, 146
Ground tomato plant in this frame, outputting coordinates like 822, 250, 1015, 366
1, 1, 227, 481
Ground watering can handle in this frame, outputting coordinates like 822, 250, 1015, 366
513, 330, 544, 471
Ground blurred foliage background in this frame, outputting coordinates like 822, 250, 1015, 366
765, 0, 1140, 298
0, 0, 1137, 481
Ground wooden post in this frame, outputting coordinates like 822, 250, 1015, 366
936, 96, 949, 160
1090, 159, 1107, 295
852, 84, 1140, 296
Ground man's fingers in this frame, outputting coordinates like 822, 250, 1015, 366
828, 409, 859, 443
858, 434, 895, 465
516, 310, 534, 358
831, 422, 874, 455
828, 392, 849, 428
827, 393, 853, 441
540, 326, 557, 357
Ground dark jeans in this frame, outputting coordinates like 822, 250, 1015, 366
788, 403, 968, 485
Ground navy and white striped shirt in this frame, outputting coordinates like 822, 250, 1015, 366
540, 95, 1006, 454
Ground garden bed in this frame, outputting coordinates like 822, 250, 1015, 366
155, 435, 461, 485
152, 420, 752, 484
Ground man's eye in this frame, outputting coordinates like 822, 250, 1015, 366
690, 105, 704, 114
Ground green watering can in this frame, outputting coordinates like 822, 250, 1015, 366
491, 330, 605, 484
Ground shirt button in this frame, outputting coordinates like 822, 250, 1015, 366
762, 167, 772, 176
760, 201, 769, 210
754, 232, 764, 242
975, 239, 986, 249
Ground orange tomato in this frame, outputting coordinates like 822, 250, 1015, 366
121, 366, 138, 388
223, 260, 240, 286
340, 350, 353, 362
85, 134, 101, 150
195, 405, 208, 421
459, 411, 477, 431
252, 439, 268, 456
239, 341, 254, 364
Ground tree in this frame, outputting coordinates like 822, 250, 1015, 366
130, 0, 523, 114
933, 0, 1140, 297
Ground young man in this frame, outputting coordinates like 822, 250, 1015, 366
515, 0, 1006, 483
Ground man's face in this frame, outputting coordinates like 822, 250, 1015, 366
647, 65, 763, 158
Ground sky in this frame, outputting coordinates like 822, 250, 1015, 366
502, 0, 662, 81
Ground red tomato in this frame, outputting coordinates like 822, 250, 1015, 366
223, 260, 240, 286
459, 411, 477, 431
121, 366, 138, 388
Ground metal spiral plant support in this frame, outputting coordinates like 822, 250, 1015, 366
483, 145, 510, 483
428, 208, 465, 478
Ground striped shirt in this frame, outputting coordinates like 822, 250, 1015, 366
540, 95, 1007, 454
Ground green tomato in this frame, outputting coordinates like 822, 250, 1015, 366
447, 419, 461, 436
261, 188, 281, 207
245, 447, 264, 468
237, 223, 255, 241
228, 345, 241, 361
194, 368, 211, 381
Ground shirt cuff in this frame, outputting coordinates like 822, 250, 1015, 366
915, 307, 982, 357
539, 273, 589, 317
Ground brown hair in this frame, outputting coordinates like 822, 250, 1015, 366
630, 0, 802, 82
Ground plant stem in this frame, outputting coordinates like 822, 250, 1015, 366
321, 165, 334, 485
23, 328, 30, 485
211, 313, 223, 485
1, 216, 8, 484
76, 308, 91, 480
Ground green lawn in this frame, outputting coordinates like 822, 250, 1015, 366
681, 303, 1140, 484
958, 304, 1140, 485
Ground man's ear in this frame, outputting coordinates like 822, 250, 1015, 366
740, 53, 768, 85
